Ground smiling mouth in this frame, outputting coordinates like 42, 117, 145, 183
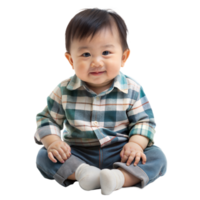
91, 72, 102, 74
90, 71, 105, 76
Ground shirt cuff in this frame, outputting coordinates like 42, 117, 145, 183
34, 125, 62, 146
129, 123, 155, 146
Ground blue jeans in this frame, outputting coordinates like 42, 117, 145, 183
36, 141, 167, 188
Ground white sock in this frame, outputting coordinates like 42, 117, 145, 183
75, 163, 101, 191
100, 169, 125, 195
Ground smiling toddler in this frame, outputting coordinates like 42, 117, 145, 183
35, 8, 167, 195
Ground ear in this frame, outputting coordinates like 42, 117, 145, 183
65, 52, 74, 69
121, 49, 130, 67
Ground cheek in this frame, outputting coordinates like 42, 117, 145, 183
106, 59, 121, 73
74, 61, 88, 73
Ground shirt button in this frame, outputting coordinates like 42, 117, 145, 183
93, 121, 98, 126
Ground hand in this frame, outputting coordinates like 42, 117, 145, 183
47, 140, 71, 163
120, 142, 146, 166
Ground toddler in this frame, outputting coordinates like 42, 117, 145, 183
35, 8, 167, 195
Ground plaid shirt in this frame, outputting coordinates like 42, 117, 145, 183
34, 71, 156, 147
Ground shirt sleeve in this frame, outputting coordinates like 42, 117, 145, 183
34, 84, 66, 145
127, 86, 156, 146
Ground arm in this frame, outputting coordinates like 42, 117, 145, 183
129, 135, 149, 150
34, 83, 66, 144
127, 86, 156, 147
34, 84, 72, 163
120, 86, 155, 166
41, 134, 62, 149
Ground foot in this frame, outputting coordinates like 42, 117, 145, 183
100, 169, 124, 195
75, 163, 101, 190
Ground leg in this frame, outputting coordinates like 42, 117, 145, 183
118, 167, 140, 187
74, 163, 101, 190
67, 172, 76, 180
113, 145, 167, 188
36, 147, 84, 186
100, 167, 140, 195
36, 147, 63, 180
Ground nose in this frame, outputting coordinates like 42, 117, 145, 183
90, 58, 103, 68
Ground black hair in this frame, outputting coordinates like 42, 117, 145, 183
65, 8, 129, 53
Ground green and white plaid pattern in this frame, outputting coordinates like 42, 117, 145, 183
34, 71, 156, 147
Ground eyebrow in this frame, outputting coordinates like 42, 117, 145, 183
78, 44, 114, 51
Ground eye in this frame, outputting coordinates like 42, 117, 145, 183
103, 51, 110, 55
82, 52, 91, 57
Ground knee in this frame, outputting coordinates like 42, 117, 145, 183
36, 147, 56, 179
36, 147, 49, 167
152, 146, 167, 175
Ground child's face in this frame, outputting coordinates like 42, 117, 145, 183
65, 23, 130, 92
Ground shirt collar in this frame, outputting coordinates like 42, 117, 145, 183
66, 71, 128, 94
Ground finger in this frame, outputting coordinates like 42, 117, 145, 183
134, 153, 141, 166
126, 156, 134, 166
61, 145, 71, 159
63, 144, 71, 158
121, 155, 128, 163
58, 148, 67, 161
52, 149, 65, 163
126, 152, 136, 166
48, 151, 57, 163
141, 153, 147, 164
